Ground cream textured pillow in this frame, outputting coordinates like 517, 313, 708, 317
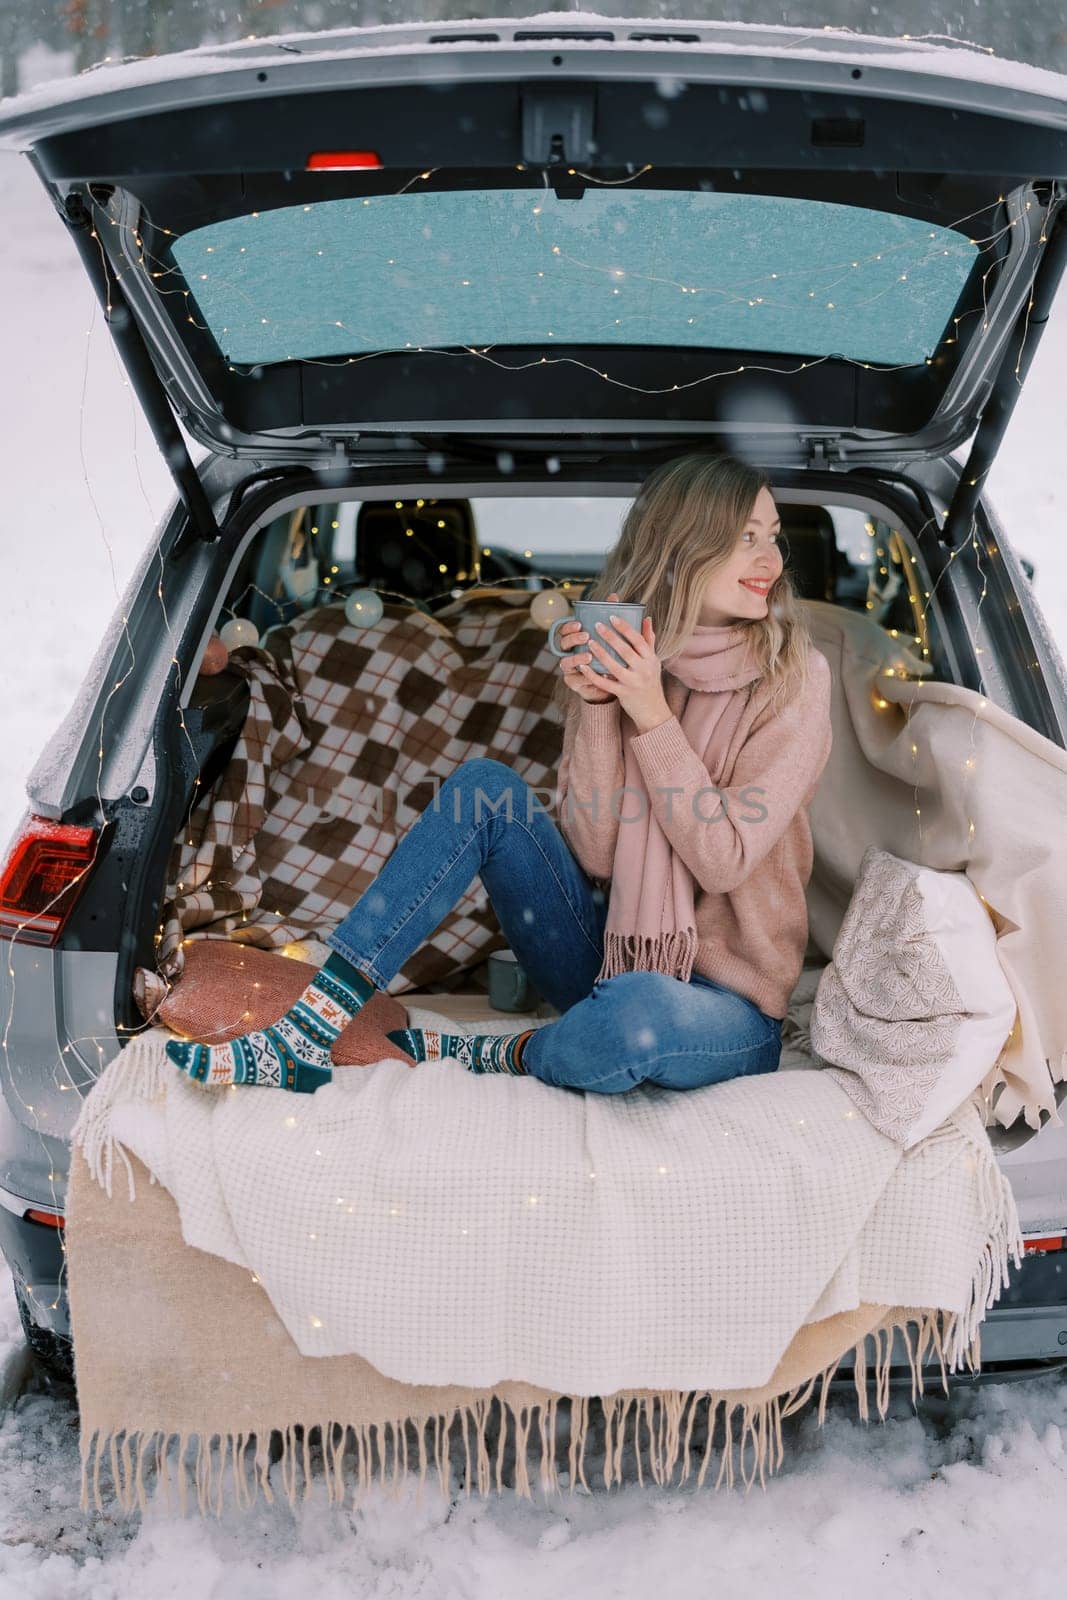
809, 846, 1017, 1147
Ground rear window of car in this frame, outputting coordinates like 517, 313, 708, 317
232, 494, 941, 681
171, 187, 978, 368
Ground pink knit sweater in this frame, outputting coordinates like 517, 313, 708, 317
554, 648, 834, 1019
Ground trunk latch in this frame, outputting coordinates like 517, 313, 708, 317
804, 436, 846, 468
521, 88, 597, 169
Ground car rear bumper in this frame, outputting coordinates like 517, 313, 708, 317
829, 1301, 1067, 1385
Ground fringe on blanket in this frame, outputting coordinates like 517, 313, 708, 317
898, 1107, 1023, 1371
75, 1305, 985, 1519
70, 1028, 171, 1203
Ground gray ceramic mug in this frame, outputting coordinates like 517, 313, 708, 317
488, 949, 542, 1013
547, 600, 647, 676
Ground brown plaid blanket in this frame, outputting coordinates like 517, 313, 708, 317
154, 591, 570, 995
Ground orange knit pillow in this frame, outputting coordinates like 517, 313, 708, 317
133, 940, 414, 1067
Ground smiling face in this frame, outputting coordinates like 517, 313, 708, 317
694, 486, 785, 627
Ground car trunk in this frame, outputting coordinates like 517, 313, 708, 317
113, 463, 1064, 1150
3, 463, 1067, 1320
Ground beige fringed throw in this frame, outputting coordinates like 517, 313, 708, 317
596, 620, 765, 985
66, 1145, 978, 1517
67, 999, 1023, 1513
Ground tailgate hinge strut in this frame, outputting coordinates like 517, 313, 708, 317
941, 185, 1067, 550
60, 187, 221, 545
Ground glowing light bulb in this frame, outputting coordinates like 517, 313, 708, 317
344, 589, 384, 629
530, 590, 568, 629
219, 618, 259, 650
282, 941, 317, 962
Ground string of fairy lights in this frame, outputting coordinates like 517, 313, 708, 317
86, 123, 1043, 379
0, 92, 1055, 1325
108, 177, 1018, 392
0, 289, 212, 1314
0, 279, 199, 1314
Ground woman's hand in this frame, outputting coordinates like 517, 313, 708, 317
557, 593, 620, 705
584, 608, 673, 734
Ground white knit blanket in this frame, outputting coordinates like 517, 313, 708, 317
71, 1006, 1023, 1395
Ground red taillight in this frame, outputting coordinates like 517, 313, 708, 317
0, 816, 99, 947
1024, 1235, 1065, 1254
305, 151, 382, 170
25, 1209, 64, 1229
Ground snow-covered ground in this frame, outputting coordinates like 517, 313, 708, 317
1, 34, 1066, 1598
0, 1373, 1063, 1597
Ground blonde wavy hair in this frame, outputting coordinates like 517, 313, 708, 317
548, 451, 816, 725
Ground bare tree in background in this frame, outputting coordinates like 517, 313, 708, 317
0, 5, 18, 98
2, 1, 1066, 99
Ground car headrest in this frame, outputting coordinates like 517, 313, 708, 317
779, 506, 839, 603
356, 499, 478, 607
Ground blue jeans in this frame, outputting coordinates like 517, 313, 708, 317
325, 758, 782, 1095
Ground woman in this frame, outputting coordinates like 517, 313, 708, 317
165, 451, 833, 1096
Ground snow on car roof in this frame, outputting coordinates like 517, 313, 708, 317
2, 12, 1067, 143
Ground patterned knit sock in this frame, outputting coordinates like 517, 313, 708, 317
165, 952, 378, 1094
385, 1026, 534, 1076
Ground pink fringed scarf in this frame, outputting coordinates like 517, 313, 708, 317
595, 621, 765, 986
